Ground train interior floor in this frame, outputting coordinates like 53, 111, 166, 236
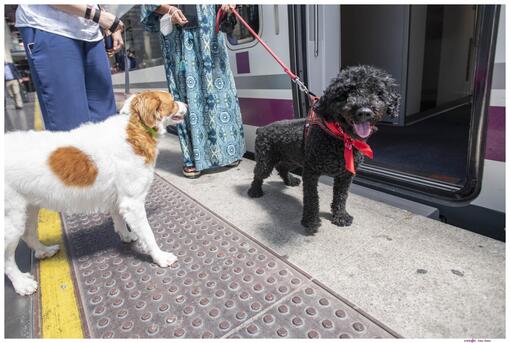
3, 94, 505, 338
368, 104, 471, 185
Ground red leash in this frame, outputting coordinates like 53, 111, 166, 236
216, 7, 311, 96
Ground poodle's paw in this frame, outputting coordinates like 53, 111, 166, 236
304, 226, 319, 235
34, 244, 60, 259
301, 217, 321, 234
11, 273, 38, 296
248, 187, 264, 198
152, 251, 178, 268
332, 212, 353, 227
118, 230, 138, 243
284, 175, 301, 187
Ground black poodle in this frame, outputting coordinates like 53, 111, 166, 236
247, 65, 400, 234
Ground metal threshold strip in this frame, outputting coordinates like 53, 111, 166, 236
59, 175, 400, 338
360, 164, 462, 193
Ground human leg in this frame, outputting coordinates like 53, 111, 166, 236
12, 81, 24, 108
159, 32, 200, 176
84, 39, 116, 122
19, 27, 90, 131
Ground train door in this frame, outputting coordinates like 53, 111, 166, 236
350, 5, 495, 193
224, 5, 295, 152
320, 5, 496, 199
303, 5, 341, 100
335, 5, 497, 201
298, 5, 501, 237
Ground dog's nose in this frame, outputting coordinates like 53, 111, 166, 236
177, 101, 188, 116
355, 108, 374, 122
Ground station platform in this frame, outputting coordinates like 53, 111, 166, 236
4, 95, 505, 338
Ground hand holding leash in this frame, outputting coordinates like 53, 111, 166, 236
220, 4, 236, 13
168, 6, 188, 26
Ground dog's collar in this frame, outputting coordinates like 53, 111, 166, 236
305, 96, 373, 174
138, 115, 159, 139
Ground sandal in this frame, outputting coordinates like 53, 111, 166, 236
227, 160, 241, 168
183, 166, 201, 178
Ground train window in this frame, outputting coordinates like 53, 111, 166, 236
226, 5, 260, 45
109, 5, 163, 74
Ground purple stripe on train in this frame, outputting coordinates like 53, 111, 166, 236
236, 52, 250, 74
239, 98, 294, 127
485, 106, 505, 162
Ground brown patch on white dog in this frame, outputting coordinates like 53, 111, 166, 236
126, 91, 178, 164
48, 146, 98, 187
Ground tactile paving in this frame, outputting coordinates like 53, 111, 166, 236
61, 175, 398, 338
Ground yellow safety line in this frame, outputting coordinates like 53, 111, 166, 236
37, 209, 84, 338
33, 95, 43, 131
33, 95, 84, 337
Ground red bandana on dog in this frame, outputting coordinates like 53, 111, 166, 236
305, 97, 373, 175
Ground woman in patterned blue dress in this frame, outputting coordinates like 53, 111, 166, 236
141, 4, 245, 178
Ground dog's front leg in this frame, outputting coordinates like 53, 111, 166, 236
301, 167, 321, 234
118, 198, 177, 267
111, 208, 138, 243
331, 174, 354, 227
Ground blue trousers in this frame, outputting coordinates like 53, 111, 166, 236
20, 27, 116, 131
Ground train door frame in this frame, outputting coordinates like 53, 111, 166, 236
354, 5, 501, 205
289, 4, 500, 205
288, 5, 310, 120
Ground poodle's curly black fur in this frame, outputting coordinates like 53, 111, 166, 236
248, 65, 400, 234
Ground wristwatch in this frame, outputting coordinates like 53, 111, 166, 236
109, 16, 120, 33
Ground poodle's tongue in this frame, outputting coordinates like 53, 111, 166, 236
353, 122, 372, 138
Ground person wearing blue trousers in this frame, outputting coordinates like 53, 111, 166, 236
16, 5, 124, 131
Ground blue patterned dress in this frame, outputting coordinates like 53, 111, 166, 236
141, 5, 245, 171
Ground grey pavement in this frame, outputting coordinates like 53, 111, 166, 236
155, 133, 505, 338
4, 92, 36, 132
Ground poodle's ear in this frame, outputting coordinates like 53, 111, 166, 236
379, 74, 401, 118
386, 86, 401, 118
314, 96, 331, 121
313, 73, 347, 122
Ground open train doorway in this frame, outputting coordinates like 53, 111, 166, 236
339, 5, 497, 201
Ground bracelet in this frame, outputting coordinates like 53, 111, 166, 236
109, 16, 120, 33
92, 8, 101, 24
84, 5, 92, 20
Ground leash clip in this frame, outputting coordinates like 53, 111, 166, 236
292, 77, 310, 95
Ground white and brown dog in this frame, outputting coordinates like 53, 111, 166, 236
5, 91, 187, 295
